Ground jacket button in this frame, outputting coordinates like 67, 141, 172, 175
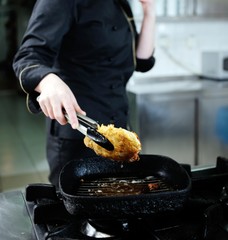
110, 115, 117, 123
112, 26, 118, 31
110, 83, 119, 89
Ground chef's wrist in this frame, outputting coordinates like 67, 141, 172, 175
35, 73, 57, 93
141, 1, 156, 18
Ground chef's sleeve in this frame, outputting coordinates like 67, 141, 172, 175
135, 54, 156, 73
12, 0, 75, 113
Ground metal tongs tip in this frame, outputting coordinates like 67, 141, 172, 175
64, 112, 114, 151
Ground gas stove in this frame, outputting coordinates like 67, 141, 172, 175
1, 156, 228, 240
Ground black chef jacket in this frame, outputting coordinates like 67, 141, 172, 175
13, 0, 155, 140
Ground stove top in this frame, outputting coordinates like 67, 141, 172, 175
23, 156, 228, 240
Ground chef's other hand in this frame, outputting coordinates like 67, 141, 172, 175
139, 0, 155, 15
35, 73, 86, 129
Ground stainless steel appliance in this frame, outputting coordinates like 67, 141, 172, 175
202, 50, 228, 80
127, 77, 201, 166
196, 0, 228, 17
127, 77, 228, 166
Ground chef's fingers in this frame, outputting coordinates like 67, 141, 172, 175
37, 96, 53, 118
37, 96, 84, 128
39, 104, 49, 118
63, 106, 78, 129
63, 99, 86, 129
73, 100, 86, 116
52, 103, 68, 125
39, 100, 85, 129
37, 95, 66, 124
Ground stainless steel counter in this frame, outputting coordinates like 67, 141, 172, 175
127, 76, 228, 166
0, 191, 36, 240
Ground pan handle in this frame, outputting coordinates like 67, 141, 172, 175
25, 184, 59, 202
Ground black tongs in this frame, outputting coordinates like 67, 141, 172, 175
65, 113, 114, 151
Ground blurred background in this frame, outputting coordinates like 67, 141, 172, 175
0, 0, 48, 192
0, 0, 228, 192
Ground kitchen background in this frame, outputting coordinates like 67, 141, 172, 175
0, 0, 228, 192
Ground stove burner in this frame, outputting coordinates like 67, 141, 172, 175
82, 221, 115, 238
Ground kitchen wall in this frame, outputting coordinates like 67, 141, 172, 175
132, 19, 228, 81
129, 0, 228, 82
132, 0, 228, 18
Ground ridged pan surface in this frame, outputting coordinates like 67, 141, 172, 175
59, 154, 191, 218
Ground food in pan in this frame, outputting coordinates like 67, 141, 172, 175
84, 124, 141, 162
89, 181, 159, 196
83, 176, 162, 197
147, 183, 160, 191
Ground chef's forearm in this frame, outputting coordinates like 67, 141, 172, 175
136, 2, 156, 59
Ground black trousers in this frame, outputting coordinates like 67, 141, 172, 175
46, 134, 96, 188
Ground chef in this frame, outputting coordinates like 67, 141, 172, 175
13, 0, 156, 188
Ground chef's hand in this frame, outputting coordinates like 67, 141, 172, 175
139, 0, 155, 16
35, 73, 86, 129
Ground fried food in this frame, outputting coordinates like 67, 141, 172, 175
84, 124, 141, 162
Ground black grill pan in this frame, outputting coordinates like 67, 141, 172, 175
59, 154, 191, 218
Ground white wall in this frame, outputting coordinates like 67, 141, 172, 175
130, 1, 228, 81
